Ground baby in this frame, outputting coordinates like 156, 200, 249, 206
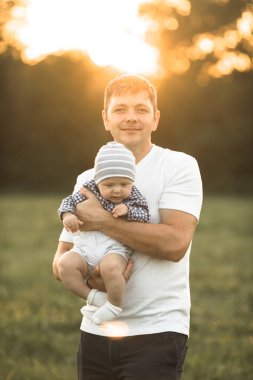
57, 142, 150, 324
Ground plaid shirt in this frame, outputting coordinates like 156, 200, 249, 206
58, 179, 150, 223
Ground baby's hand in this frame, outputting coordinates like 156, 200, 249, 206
62, 212, 83, 232
112, 203, 128, 218
79, 186, 87, 196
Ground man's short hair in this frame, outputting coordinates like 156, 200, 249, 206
104, 74, 158, 113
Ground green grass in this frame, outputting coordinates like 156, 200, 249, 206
188, 196, 253, 380
1, 194, 253, 380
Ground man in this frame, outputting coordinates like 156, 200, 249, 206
53, 74, 203, 380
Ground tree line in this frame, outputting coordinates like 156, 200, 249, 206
0, 50, 252, 194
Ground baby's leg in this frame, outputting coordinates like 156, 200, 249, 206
58, 250, 90, 300
92, 253, 127, 324
58, 250, 107, 307
100, 253, 127, 307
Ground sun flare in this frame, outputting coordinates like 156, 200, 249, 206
4, 0, 160, 75
3, 0, 253, 80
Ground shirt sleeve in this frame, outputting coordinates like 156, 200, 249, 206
58, 170, 94, 243
58, 191, 86, 219
159, 156, 203, 221
125, 187, 151, 223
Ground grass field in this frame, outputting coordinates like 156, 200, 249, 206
0, 194, 253, 380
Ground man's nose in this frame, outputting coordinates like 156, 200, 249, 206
126, 110, 138, 122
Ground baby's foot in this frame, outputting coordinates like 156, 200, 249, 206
92, 301, 122, 325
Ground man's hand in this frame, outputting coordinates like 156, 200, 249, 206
62, 212, 83, 233
112, 203, 128, 218
87, 259, 134, 291
75, 188, 111, 232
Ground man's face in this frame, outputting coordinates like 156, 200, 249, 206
102, 91, 160, 151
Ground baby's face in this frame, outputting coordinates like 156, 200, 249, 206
97, 177, 133, 204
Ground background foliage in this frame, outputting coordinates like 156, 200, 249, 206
0, 0, 253, 194
1, 50, 252, 194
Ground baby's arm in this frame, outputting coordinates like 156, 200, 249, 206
58, 189, 88, 232
126, 204, 150, 222
112, 203, 128, 218
62, 212, 83, 233
58, 190, 87, 220
125, 186, 151, 223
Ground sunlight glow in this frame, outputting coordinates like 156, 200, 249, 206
237, 11, 253, 37
164, 17, 179, 31
99, 321, 129, 338
165, 0, 191, 16
187, 5, 253, 82
198, 38, 214, 54
4, 0, 159, 75
2, 0, 253, 81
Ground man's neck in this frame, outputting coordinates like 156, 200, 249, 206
131, 143, 153, 163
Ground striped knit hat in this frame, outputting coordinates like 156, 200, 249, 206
94, 142, 136, 184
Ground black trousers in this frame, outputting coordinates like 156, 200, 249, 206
77, 331, 188, 380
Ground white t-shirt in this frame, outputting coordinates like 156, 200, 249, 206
59, 145, 203, 337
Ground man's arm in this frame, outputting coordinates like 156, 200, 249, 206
104, 208, 197, 262
76, 189, 198, 262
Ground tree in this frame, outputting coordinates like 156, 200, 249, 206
139, 0, 253, 84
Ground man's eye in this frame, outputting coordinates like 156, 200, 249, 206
114, 108, 125, 113
137, 108, 148, 113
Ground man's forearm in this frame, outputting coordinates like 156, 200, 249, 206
100, 212, 195, 262
75, 194, 197, 262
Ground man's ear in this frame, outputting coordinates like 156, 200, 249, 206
102, 110, 110, 131
152, 109, 160, 132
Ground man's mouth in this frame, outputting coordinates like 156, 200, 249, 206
121, 128, 141, 131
